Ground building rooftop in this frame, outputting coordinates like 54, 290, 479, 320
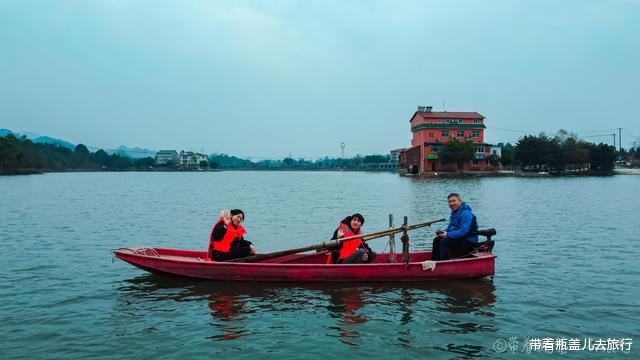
411, 111, 485, 122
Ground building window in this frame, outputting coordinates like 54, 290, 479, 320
457, 130, 464, 137
472, 159, 479, 165
432, 146, 439, 152
442, 130, 449, 137
429, 132, 434, 138
472, 130, 480, 137
473, 119, 479, 124
492, 150, 497, 155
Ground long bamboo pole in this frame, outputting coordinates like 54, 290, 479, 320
226, 218, 446, 263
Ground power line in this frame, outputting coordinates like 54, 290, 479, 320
485, 126, 534, 133
581, 134, 613, 138
487, 126, 620, 136
575, 129, 617, 135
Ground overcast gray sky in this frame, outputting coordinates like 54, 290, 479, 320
1, 0, 639, 158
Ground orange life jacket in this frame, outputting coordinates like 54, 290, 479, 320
337, 223, 364, 260
205, 217, 246, 261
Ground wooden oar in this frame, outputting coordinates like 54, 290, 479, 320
226, 218, 446, 263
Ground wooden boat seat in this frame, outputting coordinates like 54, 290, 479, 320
471, 228, 497, 254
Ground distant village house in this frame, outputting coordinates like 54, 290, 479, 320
179, 151, 208, 170
154, 150, 179, 165
389, 148, 403, 164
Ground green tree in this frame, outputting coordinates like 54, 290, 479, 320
562, 138, 589, 171
108, 154, 132, 169
163, 160, 178, 170
0, 134, 19, 171
199, 160, 209, 169
91, 149, 110, 166
515, 133, 562, 171
283, 157, 294, 167
72, 144, 90, 167
440, 139, 475, 172
498, 143, 515, 168
588, 143, 616, 173
363, 154, 388, 164
134, 157, 155, 168
488, 154, 501, 167
74, 144, 89, 155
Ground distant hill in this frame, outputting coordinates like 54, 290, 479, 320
1, 128, 156, 159
0, 128, 19, 137
0, 129, 75, 149
109, 145, 156, 159
32, 136, 75, 149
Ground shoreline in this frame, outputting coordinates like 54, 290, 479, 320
400, 170, 619, 178
613, 168, 640, 175
2, 168, 634, 177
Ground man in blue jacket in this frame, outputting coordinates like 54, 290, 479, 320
432, 193, 479, 261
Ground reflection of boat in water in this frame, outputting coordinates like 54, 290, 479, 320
116, 275, 496, 343
117, 275, 496, 311
113, 248, 495, 282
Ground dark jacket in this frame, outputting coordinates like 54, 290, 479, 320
445, 202, 479, 243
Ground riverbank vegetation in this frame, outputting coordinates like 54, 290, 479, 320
0, 134, 150, 173
501, 130, 622, 174
427, 130, 636, 175
2, 130, 638, 175
0, 134, 394, 174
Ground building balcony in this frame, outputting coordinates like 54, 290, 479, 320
411, 123, 486, 132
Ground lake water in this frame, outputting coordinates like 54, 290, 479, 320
1, 172, 638, 358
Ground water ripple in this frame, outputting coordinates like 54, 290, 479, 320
1, 172, 638, 358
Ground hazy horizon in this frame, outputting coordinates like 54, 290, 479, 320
2, 0, 639, 158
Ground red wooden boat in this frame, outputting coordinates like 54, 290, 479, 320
113, 247, 495, 282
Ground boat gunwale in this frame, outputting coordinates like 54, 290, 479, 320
113, 247, 496, 268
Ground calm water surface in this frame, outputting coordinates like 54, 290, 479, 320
1, 172, 639, 358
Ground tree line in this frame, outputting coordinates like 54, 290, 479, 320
4, 130, 631, 175
0, 134, 395, 173
0, 134, 153, 173
207, 153, 391, 169
437, 130, 623, 174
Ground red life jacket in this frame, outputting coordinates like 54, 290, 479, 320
337, 223, 364, 260
204, 217, 246, 261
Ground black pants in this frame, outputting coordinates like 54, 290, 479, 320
431, 236, 477, 261
211, 246, 252, 261
339, 248, 377, 264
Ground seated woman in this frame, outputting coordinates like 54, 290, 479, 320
328, 213, 376, 264
205, 209, 256, 261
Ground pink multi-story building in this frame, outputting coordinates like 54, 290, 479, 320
400, 106, 500, 173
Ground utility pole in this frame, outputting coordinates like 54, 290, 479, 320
340, 142, 345, 158
618, 127, 622, 153
612, 133, 616, 149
